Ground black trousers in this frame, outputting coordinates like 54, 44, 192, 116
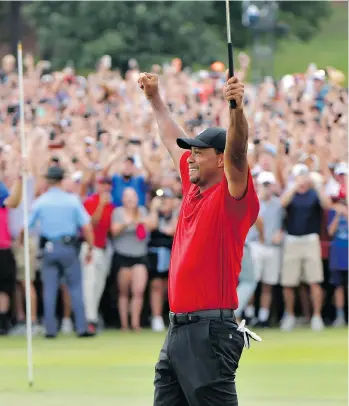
153, 318, 244, 406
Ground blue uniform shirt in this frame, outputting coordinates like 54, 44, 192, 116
28, 187, 90, 239
111, 174, 146, 207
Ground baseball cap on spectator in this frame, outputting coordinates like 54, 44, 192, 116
263, 143, 277, 157
313, 70, 326, 81
251, 165, 262, 178
292, 163, 310, 177
45, 166, 65, 180
177, 127, 226, 152
334, 162, 348, 176
257, 171, 276, 185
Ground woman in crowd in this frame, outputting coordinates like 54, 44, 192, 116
111, 187, 157, 331
148, 189, 178, 332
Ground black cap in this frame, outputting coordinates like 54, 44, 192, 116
177, 127, 226, 153
45, 166, 65, 180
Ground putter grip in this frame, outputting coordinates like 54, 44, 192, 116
228, 43, 237, 110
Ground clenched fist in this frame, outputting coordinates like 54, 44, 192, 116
224, 71, 244, 108
138, 72, 159, 100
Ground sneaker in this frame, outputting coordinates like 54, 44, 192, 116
61, 318, 73, 334
333, 316, 346, 327
311, 315, 325, 331
151, 316, 165, 332
280, 314, 296, 331
32, 323, 43, 336
9, 322, 26, 336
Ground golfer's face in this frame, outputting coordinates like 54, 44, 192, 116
188, 147, 220, 185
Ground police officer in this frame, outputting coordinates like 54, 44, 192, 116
26, 166, 95, 338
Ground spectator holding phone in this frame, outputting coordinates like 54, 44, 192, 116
111, 187, 157, 331
327, 198, 348, 327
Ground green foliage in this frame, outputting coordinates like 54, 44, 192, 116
23, 1, 332, 71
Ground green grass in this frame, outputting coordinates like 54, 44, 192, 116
0, 327, 347, 406
272, 3, 348, 81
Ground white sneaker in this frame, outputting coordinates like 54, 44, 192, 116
311, 315, 324, 331
151, 316, 165, 332
333, 316, 346, 327
61, 318, 73, 334
280, 314, 296, 331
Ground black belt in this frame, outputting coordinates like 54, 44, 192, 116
40, 235, 78, 248
169, 309, 236, 325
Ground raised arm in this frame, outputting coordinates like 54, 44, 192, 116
223, 75, 249, 199
138, 73, 185, 175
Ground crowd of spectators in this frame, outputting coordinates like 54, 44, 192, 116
0, 51, 347, 336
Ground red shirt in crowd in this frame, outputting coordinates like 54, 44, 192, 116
169, 152, 259, 313
84, 194, 114, 249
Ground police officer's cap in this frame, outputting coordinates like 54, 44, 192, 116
45, 166, 65, 180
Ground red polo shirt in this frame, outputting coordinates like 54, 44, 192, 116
84, 194, 114, 249
169, 152, 259, 313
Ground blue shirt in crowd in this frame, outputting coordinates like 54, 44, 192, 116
111, 174, 146, 207
328, 209, 348, 271
0, 181, 9, 208
28, 187, 90, 239
286, 189, 322, 236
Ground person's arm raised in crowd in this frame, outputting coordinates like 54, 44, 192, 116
4, 157, 27, 209
223, 75, 249, 200
90, 192, 111, 226
138, 73, 186, 175
280, 184, 297, 208
313, 182, 332, 210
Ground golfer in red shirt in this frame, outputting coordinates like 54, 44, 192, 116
139, 72, 260, 406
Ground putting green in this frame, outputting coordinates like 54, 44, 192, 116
0, 327, 347, 406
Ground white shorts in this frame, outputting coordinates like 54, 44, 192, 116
249, 242, 282, 285
281, 234, 323, 287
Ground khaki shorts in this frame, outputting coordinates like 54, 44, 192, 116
13, 236, 38, 281
249, 242, 282, 285
281, 234, 323, 287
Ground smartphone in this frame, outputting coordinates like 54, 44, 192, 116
49, 130, 56, 141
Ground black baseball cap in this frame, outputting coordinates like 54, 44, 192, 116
177, 127, 226, 153
45, 166, 65, 180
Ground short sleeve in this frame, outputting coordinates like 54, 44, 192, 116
223, 170, 260, 228
179, 152, 191, 195
112, 207, 124, 224
75, 200, 90, 228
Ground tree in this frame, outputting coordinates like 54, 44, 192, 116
23, 1, 332, 71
